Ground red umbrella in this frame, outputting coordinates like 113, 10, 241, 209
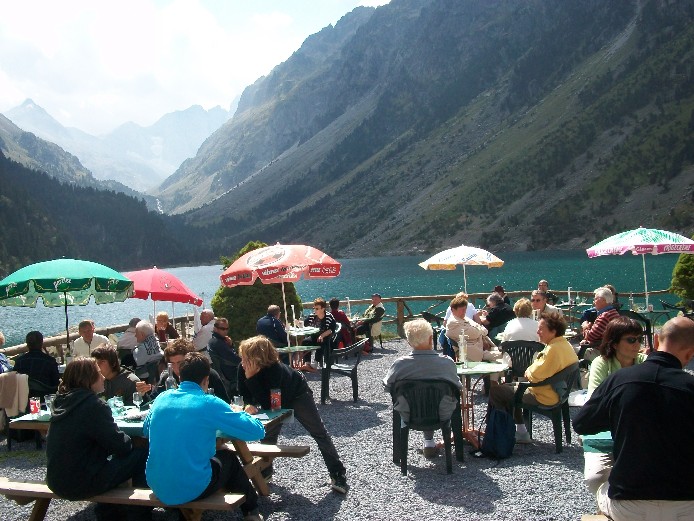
220, 243, 341, 344
125, 267, 202, 318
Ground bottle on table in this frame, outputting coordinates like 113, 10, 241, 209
458, 333, 468, 368
270, 388, 281, 411
165, 362, 177, 390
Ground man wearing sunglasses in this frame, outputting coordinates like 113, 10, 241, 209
530, 290, 563, 317
208, 318, 241, 396
574, 317, 694, 520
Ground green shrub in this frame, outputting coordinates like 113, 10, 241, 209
671, 244, 694, 303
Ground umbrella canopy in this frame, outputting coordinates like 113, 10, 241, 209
220, 244, 341, 344
125, 266, 202, 306
586, 227, 694, 308
0, 258, 133, 353
419, 245, 504, 293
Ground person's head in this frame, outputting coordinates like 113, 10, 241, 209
155, 311, 170, 329
59, 357, 104, 394
450, 295, 468, 319
513, 298, 533, 319
0, 330, 4, 347
238, 335, 280, 371
213, 317, 229, 336
604, 284, 618, 302
530, 290, 548, 310
78, 320, 96, 342
593, 287, 614, 310
487, 293, 503, 307
404, 319, 433, 350
25, 330, 44, 351
313, 298, 327, 317
537, 312, 567, 344
329, 298, 340, 311
371, 293, 382, 305
164, 339, 194, 377
91, 343, 120, 378
494, 285, 505, 296
135, 320, 155, 343
598, 317, 643, 360
267, 305, 281, 318
538, 280, 550, 291
200, 309, 215, 326
179, 351, 210, 387
658, 316, 694, 367
128, 317, 141, 328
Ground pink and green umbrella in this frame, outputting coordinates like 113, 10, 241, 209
586, 227, 694, 308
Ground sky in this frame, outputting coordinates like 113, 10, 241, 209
0, 0, 389, 135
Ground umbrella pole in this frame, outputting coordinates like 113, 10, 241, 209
642, 254, 649, 310
282, 282, 291, 346
63, 291, 68, 363
463, 265, 468, 293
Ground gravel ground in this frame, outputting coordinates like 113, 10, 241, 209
1, 339, 595, 521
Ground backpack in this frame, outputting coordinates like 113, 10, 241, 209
477, 407, 516, 459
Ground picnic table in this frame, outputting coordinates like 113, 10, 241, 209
283, 327, 320, 370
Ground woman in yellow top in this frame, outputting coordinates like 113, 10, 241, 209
489, 312, 578, 443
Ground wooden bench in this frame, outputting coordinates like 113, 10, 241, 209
0, 477, 244, 521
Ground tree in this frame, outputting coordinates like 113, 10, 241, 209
671, 245, 694, 303
211, 241, 302, 342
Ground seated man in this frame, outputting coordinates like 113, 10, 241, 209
530, 290, 563, 317
13, 330, 59, 398
445, 296, 500, 362
72, 319, 109, 357
256, 305, 288, 347
116, 317, 140, 366
384, 319, 463, 458
580, 286, 620, 349
488, 312, 578, 443
208, 318, 240, 396
153, 339, 229, 402
193, 309, 215, 355
131, 321, 164, 383
144, 352, 265, 521
354, 293, 385, 352
91, 344, 149, 406
574, 317, 694, 520
538, 279, 559, 305
479, 293, 516, 341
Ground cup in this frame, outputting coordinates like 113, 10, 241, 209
233, 396, 244, 408
44, 394, 56, 415
532, 309, 541, 321
207, 387, 215, 395
270, 388, 281, 411
29, 397, 41, 418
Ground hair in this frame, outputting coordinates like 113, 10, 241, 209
25, 330, 44, 351
540, 312, 567, 337
238, 335, 279, 369
450, 295, 469, 309
91, 343, 120, 373
78, 320, 94, 331
531, 289, 548, 300
156, 311, 170, 321
404, 319, 433, 349
214, 317, 229, 329
605, 284, 618, 300
313, 297, 327, 309
513, 298, 533, 318
594, 287, 614, 304
164, 338, 194, 360
487, 293, 503, 305
179, 351, 210, 384
136, 320, 155, 336
598, 317, 642, 359
58, 357, 101, 394
329, 298, 340, 310
0, 330, 4, 347
538, 280, 549, 286
128, 317, 141, 328
267, 304, 281, 316
659, 317, 694, 351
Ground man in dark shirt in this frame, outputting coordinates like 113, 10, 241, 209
256, 305, 288, 347
13, 331, 59, 397
480, 293, 515, 341
208, 318, 241, 396
573, 317, 694, 520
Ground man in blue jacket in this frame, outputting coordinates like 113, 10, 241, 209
144, 352, 265, 521
256, 305, 288, 347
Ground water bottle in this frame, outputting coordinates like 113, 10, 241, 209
458, 333, 468, 368
629, 293, 635, 311
165, 362, 177, 390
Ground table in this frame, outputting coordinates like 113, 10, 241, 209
456, 361, 509, 448
582, 430, 613, 454
285, 327, 320, 370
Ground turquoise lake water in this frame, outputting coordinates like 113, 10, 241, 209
0, 250, 680, 347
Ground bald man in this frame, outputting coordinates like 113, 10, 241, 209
574, 317, 694, 520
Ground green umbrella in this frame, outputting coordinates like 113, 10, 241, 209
0, 258, 134, 353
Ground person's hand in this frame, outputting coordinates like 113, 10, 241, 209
230, 404, 244, 412
135, 381, 152, 394
224, 335, 233, 346
242, 359, 260, 378
244, 404, 258, 415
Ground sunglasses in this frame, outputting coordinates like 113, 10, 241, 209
623, 336, 643, 344
215, 325, 229, 330
531, 298, 543, 302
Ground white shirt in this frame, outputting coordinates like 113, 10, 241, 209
72, 334, 109, 357
501, 317, 540, 342
193, 321, 214, 351
116, 327, 138, 350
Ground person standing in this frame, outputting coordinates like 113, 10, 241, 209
144, 352, 264, 521
72, 320, 109, 357
574, 317, 694, 520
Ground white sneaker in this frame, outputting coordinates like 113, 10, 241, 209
515, 431, 532, 444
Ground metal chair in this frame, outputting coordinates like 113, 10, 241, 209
390, 379, 464, 475
516, 362, 580, 453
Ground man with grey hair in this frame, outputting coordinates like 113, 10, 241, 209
383, 319, 462, 458
133, 320, 163, 369
580, 287, 620, 347
193, 309, 216, 353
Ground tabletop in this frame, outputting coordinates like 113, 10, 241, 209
582, 430, 613, 453
456, 361, 509, 376
287, 326, 319, 336
275, 345, 321, 354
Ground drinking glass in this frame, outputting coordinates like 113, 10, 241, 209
132, 392, 143, 409
233, 396, 244, 408
207, 387, 215, 395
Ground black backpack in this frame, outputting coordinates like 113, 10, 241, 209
476, 407, 516, 459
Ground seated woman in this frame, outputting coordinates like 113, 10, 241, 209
302, 298, 337, 368
91, 344, 150, 406
132, 321, 164, 382
46, 357, 148, 520
154, 311, 180, 343
238, 335, 348, 494
329, 298, 353, 347
501, 298, 540, 342
583, 316, 648, 495
13, 330, 59, 399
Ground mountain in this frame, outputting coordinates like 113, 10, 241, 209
4, 100, 230, 191
155, 0, 694, 257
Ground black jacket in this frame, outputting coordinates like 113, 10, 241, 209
46, 388, 132, 499
238, 362, 310, 410
574, 352, 694, 500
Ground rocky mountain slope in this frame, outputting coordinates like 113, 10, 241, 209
156, 0, 694, 257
